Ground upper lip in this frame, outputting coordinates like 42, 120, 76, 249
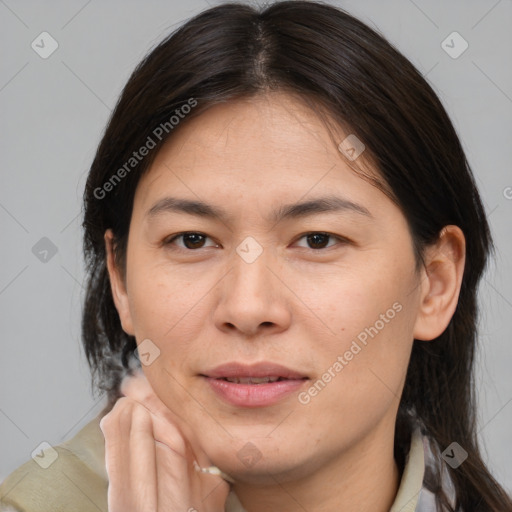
201, 362, 308, 379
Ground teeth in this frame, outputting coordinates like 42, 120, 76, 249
224, 376, 281, 384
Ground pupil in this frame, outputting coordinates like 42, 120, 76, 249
308, 233, 329, 249
184, 233, 205, 249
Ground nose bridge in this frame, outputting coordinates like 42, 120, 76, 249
229, 235, 271, 299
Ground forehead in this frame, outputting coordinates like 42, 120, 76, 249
133, 92, 386, 218
162, 93, 355, 165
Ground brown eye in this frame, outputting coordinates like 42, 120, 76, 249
306, 233, 331, 249
295, 232, 345, 250
182, 233, 206, 249
165, 232, 217, 250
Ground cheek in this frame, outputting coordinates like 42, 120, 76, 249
297, 313, 413, 450
297, 261, 409, 351
126, 262, 211, 355
298, 264, 417, 421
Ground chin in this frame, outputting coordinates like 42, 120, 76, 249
230, 459, 319, 486
208, 441, 318, 486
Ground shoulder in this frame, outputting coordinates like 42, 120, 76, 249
0, 412, 109, 512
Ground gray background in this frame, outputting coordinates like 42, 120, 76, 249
1, 0, 511, 494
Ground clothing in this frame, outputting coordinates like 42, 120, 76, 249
0, 406, 454, 512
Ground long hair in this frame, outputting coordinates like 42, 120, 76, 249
81, 2, 512, 509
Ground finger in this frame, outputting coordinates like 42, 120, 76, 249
151, 413, 230, 511
154, 438, 230, 512
128, 402, 159, 511
121, 371, 190, 434
101, 398, 230, 512
155, 440, 192, 510
100, 399, 135, 511
150, 410, 232, 487
150, 413, 201, 510
121, 374, 205, 459
150, 409, 192, 460
101, 398, 158, 512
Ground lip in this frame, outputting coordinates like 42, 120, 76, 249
202, 361, 308, 379
201, 362, 309, 408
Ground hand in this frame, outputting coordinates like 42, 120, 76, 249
99, 369, 230, 512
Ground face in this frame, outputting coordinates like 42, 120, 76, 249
107, 92, 426, 484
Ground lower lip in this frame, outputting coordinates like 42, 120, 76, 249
203, 377, 307, 408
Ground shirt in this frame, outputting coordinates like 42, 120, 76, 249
0, 407, 455, 512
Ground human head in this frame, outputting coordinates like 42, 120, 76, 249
82, 2, 509, 509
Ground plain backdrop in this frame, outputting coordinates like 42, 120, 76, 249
1, 0, 511, 494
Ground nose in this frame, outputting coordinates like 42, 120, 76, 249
213, 244, 292, 338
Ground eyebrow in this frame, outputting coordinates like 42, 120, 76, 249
145, 195, 373, 224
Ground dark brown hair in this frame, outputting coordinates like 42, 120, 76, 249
81, 1, 512, 510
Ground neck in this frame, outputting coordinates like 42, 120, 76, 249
231, 420, 401, 512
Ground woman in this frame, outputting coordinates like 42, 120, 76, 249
1, 1, 510, 511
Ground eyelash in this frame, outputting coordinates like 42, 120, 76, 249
163, 231, 349, 251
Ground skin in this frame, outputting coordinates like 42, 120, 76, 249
101, 91, 466, 512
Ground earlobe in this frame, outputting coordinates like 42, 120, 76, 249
413, 226, 466, 341
104, 229, 135, 336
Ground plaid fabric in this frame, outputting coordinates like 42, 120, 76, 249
415, 430, 459, 512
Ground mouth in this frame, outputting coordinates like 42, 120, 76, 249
216, 376, 290, 384
200, 362, 309, 408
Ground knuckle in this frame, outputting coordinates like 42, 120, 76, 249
130, 402, 152, 429
100, 397, 136, 433
153, 416, 187, 454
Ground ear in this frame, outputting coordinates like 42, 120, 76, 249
104, 229, 135, 336
413, 225, 466, 341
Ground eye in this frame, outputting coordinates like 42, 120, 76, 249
163, 231, 347, 251
164, 232, 219, 250
294, 232, 347, 250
